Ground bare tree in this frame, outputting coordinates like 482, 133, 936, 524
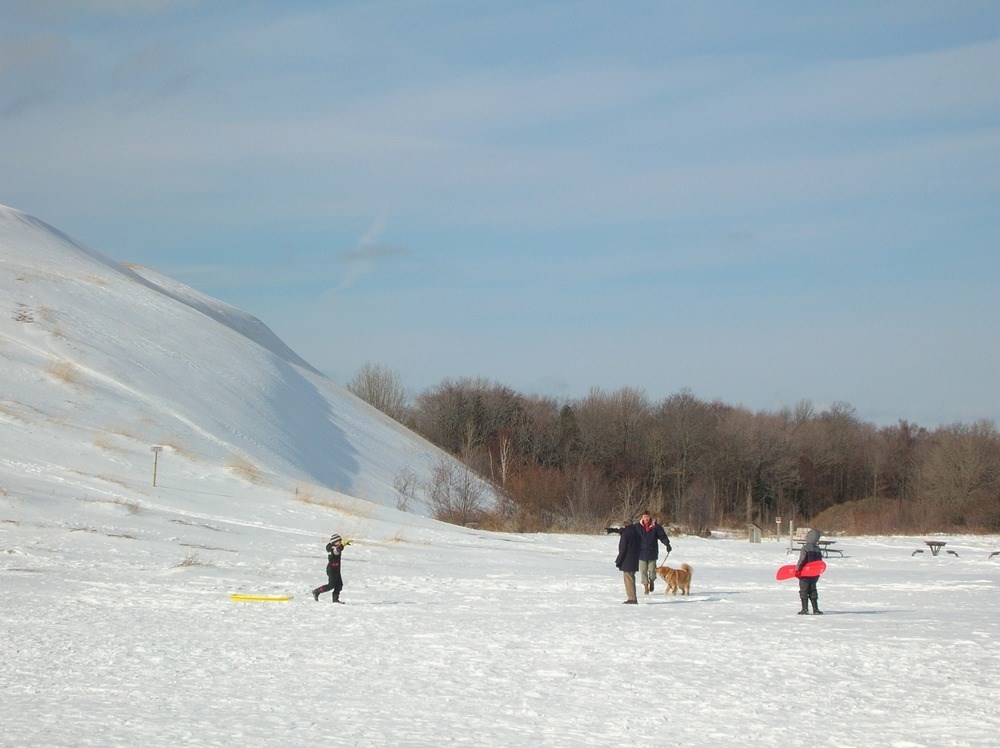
392, 467, 419, 512
920, 420, 1000, 527
493, 432, 513, 486
649, 388, 717, 519
680, 477, 714, 535
347, 362, 409, 422
426, 457, 488, 526
403, 372, 999, 533
412, 377, 522, 457
560, 463, 610, 530
612, 476, 647, 524
574, 386, 651, 478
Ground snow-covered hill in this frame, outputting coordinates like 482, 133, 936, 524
2, 205, 998, 746
0, 203, 476, 517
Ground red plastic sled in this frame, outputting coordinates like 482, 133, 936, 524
776, 559, 827, 581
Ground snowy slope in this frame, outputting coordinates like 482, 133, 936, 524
0, 203, 475, 516
2, 205, 999, 746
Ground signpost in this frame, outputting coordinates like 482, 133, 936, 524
151, 446, 164, 487
775, 516, 781, 540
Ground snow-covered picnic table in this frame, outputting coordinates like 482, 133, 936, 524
787, 539, 844, 558
912, 540, 958, 557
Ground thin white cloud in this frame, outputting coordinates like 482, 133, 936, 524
335, 217, 408, 294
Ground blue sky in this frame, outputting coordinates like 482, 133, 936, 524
2, 1, 997, 426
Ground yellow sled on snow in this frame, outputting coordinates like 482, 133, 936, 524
229, 593, 293, 603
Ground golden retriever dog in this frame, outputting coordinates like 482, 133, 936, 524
656, 563, 693, 596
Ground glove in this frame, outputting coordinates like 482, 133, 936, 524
342, 539, 352, 547
666, 544, 672, 553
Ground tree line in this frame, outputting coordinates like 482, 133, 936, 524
348, 363, 1000, 534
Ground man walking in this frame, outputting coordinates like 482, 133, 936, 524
614, 519, 641, 604
636, 511, 672, 594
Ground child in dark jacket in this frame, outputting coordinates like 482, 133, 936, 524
312, 534, 347, 603
795, 528, 824, 615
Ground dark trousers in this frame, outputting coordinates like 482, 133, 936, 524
798, 576, 819, 608
314, 567, 343, 598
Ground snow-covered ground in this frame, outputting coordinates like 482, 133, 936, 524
2, 205, 999, 746
4, 513, 999, 746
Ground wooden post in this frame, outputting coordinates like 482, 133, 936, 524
151, 446, 163, 486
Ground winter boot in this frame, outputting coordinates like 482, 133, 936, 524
312, 588, 320, 602
643, 583, 650, 595
331, 592, 344, 604
798, 595, 810, 615
810, 593, 823, 615
648, 580, 654, 593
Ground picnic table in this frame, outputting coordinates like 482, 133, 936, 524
787, 539, 844, 558
912, 540, 958, 557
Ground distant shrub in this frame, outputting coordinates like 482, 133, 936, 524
44, 359, 79, 385
393, 468, 418, 512
426, 457, 488, 527
227, 456, 262, 484
174, 553, 213, 568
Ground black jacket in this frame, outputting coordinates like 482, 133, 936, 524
635, 521, 671, 560
615, 524, 641, 573
326, 542, 343, 570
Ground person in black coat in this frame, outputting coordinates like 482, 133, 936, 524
614, 520, 641, 604
312, 534, 347, 603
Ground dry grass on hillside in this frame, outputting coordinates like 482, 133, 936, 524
227, 456, 263, 485
295, 484, 376, 521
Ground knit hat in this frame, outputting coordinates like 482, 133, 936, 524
329, 534, 342, 545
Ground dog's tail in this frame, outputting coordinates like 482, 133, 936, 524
681, 563, 692, 573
